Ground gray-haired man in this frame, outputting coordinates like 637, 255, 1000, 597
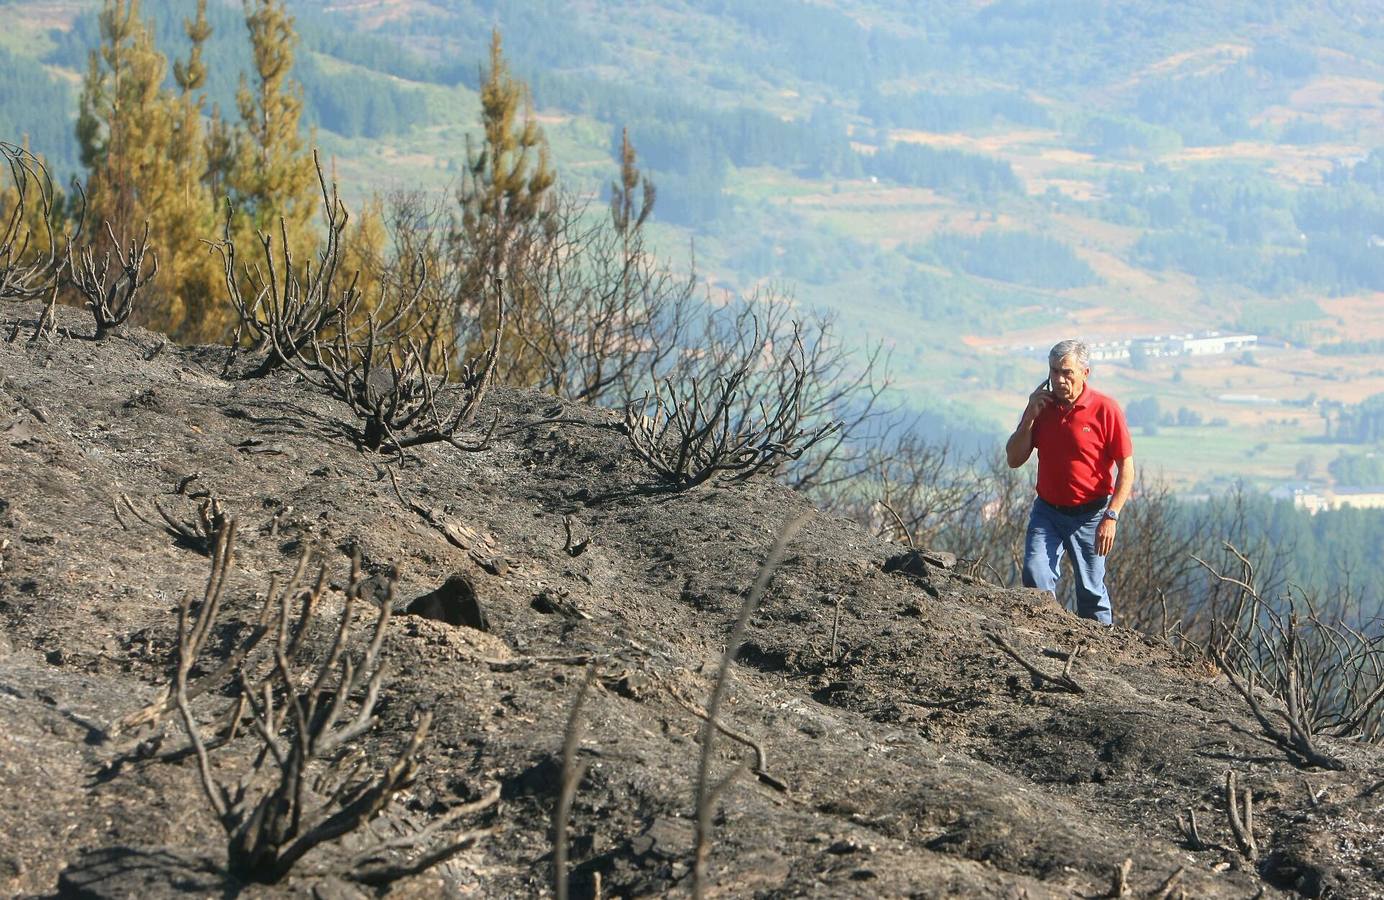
1005, 339, 1135, 624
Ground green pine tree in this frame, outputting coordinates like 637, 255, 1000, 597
228, 0, 317, 240
455, 29, 557, 382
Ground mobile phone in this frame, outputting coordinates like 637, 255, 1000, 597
1038, 378, 1051, 394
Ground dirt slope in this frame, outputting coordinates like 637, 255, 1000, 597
0, 302, 1381, 899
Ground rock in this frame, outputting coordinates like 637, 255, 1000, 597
922, 548, 957, 569
883, 548, 957, 582
882, 550, 931, 581
603, 669, 651, 701
355, 570, 396, 607
531, 588, 587, 619
404, 574, 489, 632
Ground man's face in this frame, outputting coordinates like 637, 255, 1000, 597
1049, 354, 1089, 404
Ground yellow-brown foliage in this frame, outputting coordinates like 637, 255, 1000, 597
455, 30, 557, 384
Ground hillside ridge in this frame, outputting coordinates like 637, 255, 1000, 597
0, 301, 1382, 897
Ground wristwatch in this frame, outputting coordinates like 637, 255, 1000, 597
1103, 508, 1120, 522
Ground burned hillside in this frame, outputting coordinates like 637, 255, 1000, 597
1, 301, 1382, 898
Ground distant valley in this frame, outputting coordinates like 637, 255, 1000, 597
2, 0, 1382, 490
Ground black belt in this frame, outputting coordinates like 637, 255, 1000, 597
1040, 496, 1109, 515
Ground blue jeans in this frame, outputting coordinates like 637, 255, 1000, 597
1021, 497, 1113, 625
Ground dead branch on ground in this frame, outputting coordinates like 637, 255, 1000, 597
656, 673, 787, 793
154, 496, 228, 554
1176, 807, 1211, 851
348, 785, 499, 885
562, 515, 592, 557
1105, 857, 1132, 898
1150, 867, 1185, 900
482, 654, 601, 672
985, 632, 1085, 694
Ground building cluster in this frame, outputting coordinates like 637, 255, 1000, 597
1008, 331, 1259, 362
1083, 331, 1259, 362
1270, 484, 1384, 514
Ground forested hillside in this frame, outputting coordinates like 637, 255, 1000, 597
1, 0, 1382, 491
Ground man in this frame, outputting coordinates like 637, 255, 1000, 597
1005, 339, 1134, 625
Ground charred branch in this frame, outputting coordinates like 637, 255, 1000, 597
68, 220, 158, 340
561, 515, 591, 557
145, 524, 494, 883
1105, 857, 1132, 898
1176, 807, 1211, 852
154, 496, 228, 554
214, 152, 418, 378
1151, 867, 1186, 900
1195, 546, 1352, 768
1216, 653, 1346, 770
985, 632, 1085, 694
624, 316, 841, 489
692, 513, 809, 898
1, 142, 80, 304
1225, 770, 1257, 861
303, 283, 500, 455
553, 666, 595, 900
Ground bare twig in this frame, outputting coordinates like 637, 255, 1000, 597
1225, 770, 1257, 860
158, 529, 490, 883
1150, 866, 1185, 900
562, 515, 591, 557
1176, 808, 1210, 851
1, 143, 81, 303
901, 694, 982, 711
302, 281, 500, 455
830, 595, 842, 663
115, 517, 264, 740
483, 654, 599, 672
1216, 650, 1345, 770
693, 512, 809, 898
624, 315, 841, 489
985, 632, 1085, 694
554, 667, 595, 900
878, 498, 915, 550
154, 497, 227, 554
213, 151, 422, 379
68, 220, 158, 339
1106, 857, 1132, 898
657, 675, 787, 793
352, 825, 495, 886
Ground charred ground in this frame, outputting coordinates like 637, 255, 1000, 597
0, 302, 1381, 898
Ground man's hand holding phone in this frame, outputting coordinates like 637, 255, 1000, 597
1023, 379, 1054, 423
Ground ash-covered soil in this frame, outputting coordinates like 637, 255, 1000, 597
1, 302, 1381, 898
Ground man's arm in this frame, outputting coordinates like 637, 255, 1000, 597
1006, 384, 1052, 468
1096, 455, 1134, 556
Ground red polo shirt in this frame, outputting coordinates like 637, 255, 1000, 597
1032, 386, 1133, 506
